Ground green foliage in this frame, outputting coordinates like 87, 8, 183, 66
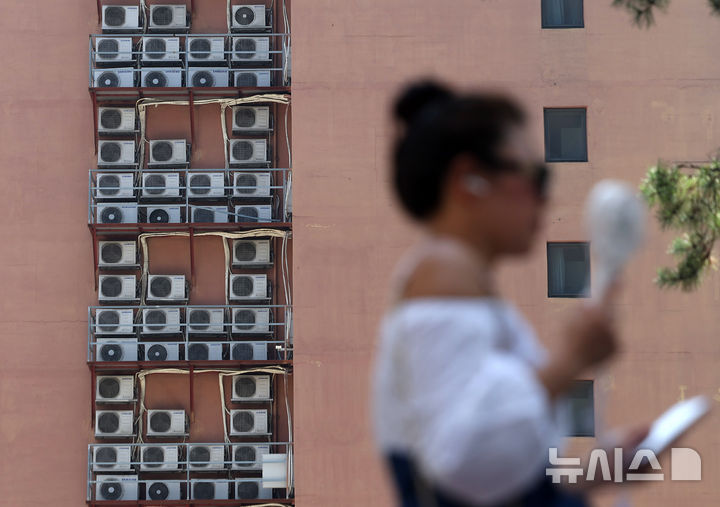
613, 0, 720, 26
640, 161, 720, 290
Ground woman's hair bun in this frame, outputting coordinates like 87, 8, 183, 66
393, 80, 454, 125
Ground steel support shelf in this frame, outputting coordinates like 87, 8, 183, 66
87, 500, 293, 506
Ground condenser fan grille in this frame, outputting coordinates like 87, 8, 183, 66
234, 38, 256, 59
98, 377, 121, 398
235, 6, 256, 25
189, 38, 211, 59
100, 142, 122, 163
235, 174, 258, 194
98, 412, 120, 433
234, 446, 256, 466
145, 71, 168, 87
101, 243, 123, 263
237, 481, 260, 499
143, 446, 165, 468
232, 141, 254, 160
152, 141, 173, 161
189, 310, 210, 331
100, 109, 123, 129
100, 344, 124, 361
150, 412, 172, 432
98, 39, 119, 59
233, 411, 255, 432
147, 344, 168, 361
150, 277, 172, 298
98, 72, 120, 88
234, 242, 257, 262
101, 207, 123, 224
192, 71, 215, 87
101, 277, 123, 298
234, 309, 256, 330
237, 207, 259, 222
152, 6, 174, 26
235, 108, 256, 127
98, 175, 121, 195
100, 481, 123, 500
145, 174, 166, 195
189, 446, 210, 466
232, 343, 253, 360
96, 447, 118, 467
234, 377, 257, 398
149, 209, 170, 223
148, 482, 170, 500
98, 311, 121, 332
193, 482, 215, 500
236, 73, 258, 87
189, 174, 212, 194
232, 276, 254, 297
145, 38, 167, 59
104, 7, 126, 27
193, 208, 215, 223
145, 309, 167, 330
188, 343, 209, 360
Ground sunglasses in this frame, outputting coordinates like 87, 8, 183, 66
485, 158, 552, 199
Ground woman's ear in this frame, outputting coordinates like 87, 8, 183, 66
449, 154, 490, 198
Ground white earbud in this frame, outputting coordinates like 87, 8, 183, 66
464, 174, 489, 196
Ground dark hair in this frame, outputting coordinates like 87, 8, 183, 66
393, 80, 526, 220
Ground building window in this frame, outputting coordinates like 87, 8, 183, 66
547, 242, 590, 297
542, 0, 584, 28
567, 380, 594, 437
544, 108, 588, 162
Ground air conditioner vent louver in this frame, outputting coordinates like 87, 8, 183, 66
145, 38, 166, 59
233, 277, 253, 297
232, 343, 253, 360
235, 242, 255, 261
235, 174, 256, 194
100, 244, 121, 264
235, 6, 256, 25
150, 412, 171, 432
146, 344, 167, 361
150, 209, 169, 223
234, 411, 252, 431
101, 277, 121, 297
237, 481, 259, 499
96, 447, 117, 465
99, 174, 120, 194
235, 108, 255, 127
101, 143, 121, 162
232, 443, 269, 470
189, 310, 209, 330
98, 377, 120, 398
97, 311, 119, 331
233, 141, 252, 160
235, 38, 255, 57
98, 412, 120, 433
145, 310, 166, 330
151, 277, 170, 297
96, 475, 138, 501
234, 309, 255, 328
190, 446, 210, 464
189, 38, 210, 58
152, 6, 173, 25
192, 70, 214, 87
189, 174, 210, 194
104, 7, 126, 26
98, 39, 119, 58
143, 447, 165, 468
153, 142, 172, 161
187, 343, 208, 360
144, 174, 165, 195
100, 109, 122, 128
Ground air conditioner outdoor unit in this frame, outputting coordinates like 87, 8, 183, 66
229, 274, 268, 301
231, 307, 271, 334
149, 4, 188, 31
99, 275, 137, 302
235, 478, 272, 500
232, 239, 271, 267
95, 410, 134, 437
95, 308, 135, 335
231, 36, 270, 61
232, 443, 270, 470
96, 173, 134, 199
96, 338, 138, 362
229, 138, 268, 165
140, 445, 181, 471
232, 106, 271, 133
96, 375, 134, 402
98, 140, 136, 167
233, 171, 271, 198
148, 275, 186, 301
93, 445, 132, 471
144, 205, 183, 224
229, 409, 268, 436
230, 341, 268, 360
95, 475, 139, 501
234, 70, 271, 87
190, 205, 229, 223
94, 68, 135, 88
186, 341, 223, 361
188, 444, 225, 470
142, 172, 181, 198
188, 68, 230, 87
232, 374, 271, 401
102, 6, 141, 32
144, 342, 181, 361
99, 241, 137, 268
98, 107, 136, 135
142, 307, 182, 334
149, 139, 188, 166
234, 204, 272, 223
191, 480, 229, 500
95, 37, 134, 63
147, 409, 187, 437
187, 308, 225, 335
187, 172, 225, 198
142, 68, 183, 87
97, 203, 138, 224
187, 37, 226, 62
231, 5, 267, 31
145, 480, 183, 501
142, 37, 181, 63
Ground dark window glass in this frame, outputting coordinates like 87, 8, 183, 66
547, 242, 590, 297
542, 0, 584, 28
567, 380, 594, 437
544, 108, 588, 162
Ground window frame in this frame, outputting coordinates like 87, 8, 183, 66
541, 0, 585, 29
543, 107, 588, 163
546, 241, 591, 298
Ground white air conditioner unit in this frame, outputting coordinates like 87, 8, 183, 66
142, 68, 183, 87
231, 36, 270, 62
231, 307, 271, 334
188, 68, 230, 87
190, 205, 229, 223
96, 475, 139, 501
229, 139, 268, 165
96, 338, 138, 362
233, 171, 271, 197
145, 480, 183, 501
187, 172, 225, 198
188, 444, 226, 470
187, 37, 226, 62
96, 203, 138, 224
147, 409, 187, 437
99, 241, 137, 268
99, 275, 137, 302
232, 106, 271, 133
186, 341, 223, 361
140, 445, 181, 471
142, 36, 181, 63
235, 478, 272, 500
234, 70, 271, 87
144, 205, 183, 224
95, 37, 134, 62
230, 341, 268, 360
230, 409, 268, 435
232, 239, 271, 267
232, 374, 271, 401
95, 410, 134, 438
231, 5, 267, 31
187, 308, 225, 335
149, 139, 188, 166
147, 275, 186, 301
98, 107, 136, 135
144, 342, 181, 361
94, 68, 135, 88
96, 173, 134, 199
142, 307, 182, 334
142, 172, 181, 198
191, 480, 230, 500
93, 445, 132, 471
102, 6, 141, 32
95, 308, 135, 335
98, 140, 136, 167
229, 274, 268, 301
149, 4, 188, 30
234, 204, 272, 223
232, 443, 270, 470
96, 375, 134, 402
